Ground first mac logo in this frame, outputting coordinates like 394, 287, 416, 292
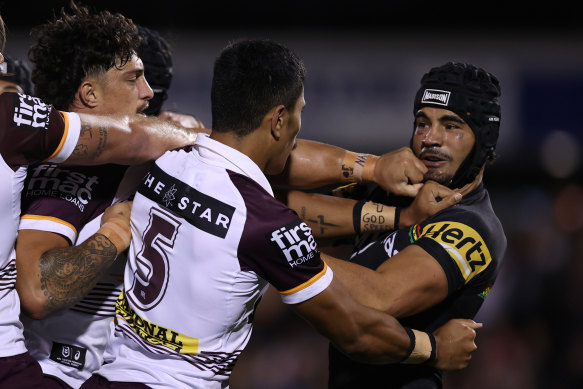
269, 219, 319, 268
12, 93, 51, 131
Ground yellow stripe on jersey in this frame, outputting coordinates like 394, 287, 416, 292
116, 291, 199, 355
44, 111, 70, 162
279, 261, 328, 296
20, 214, 78, 235
419, 221, 491, 283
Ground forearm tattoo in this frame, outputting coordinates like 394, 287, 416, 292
299, 206, 341, 235
73, 123, 108, 159
39, 233, 117, 313
361, 202, 394, 232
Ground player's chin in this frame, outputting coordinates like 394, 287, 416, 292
423, 171, 452, 186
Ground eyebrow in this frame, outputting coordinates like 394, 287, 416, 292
439, 114, 465, 124
415, 111, 466, 125
126, 68, 144, 76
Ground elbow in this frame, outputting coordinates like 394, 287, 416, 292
16, 281, 53, 320
19, 295, 51, 320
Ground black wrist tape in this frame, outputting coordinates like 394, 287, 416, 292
427, 331, 437, 363
394, 207, 401, 230
401, 326, 416, 362
353, 200, 367, 234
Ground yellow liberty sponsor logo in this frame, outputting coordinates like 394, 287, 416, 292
419, 221, 491, 283
116, 291, 199, 354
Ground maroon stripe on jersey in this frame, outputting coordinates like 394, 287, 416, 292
0, 259, 17, 291
227, 171, 325, 293
21, 164, 129, 237
0, 93, 66, 169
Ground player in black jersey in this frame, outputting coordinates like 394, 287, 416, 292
314, 62, 507, 389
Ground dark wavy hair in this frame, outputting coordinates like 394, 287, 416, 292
28, 1, 142, 110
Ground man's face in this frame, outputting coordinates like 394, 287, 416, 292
412, 107, 476, 186
265, 88, 305, 175
94, 54, 153, 115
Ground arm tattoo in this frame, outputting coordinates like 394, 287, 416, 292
299, 206, 340, 235
72, 123, 108, 159
38, 233, 117, 313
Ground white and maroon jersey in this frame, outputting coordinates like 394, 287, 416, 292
19, 164, 148, 388
96, 134, 333, 389
0, 92, 80, 358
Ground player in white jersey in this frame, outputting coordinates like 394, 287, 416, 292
0, 8, 220, 386
13, 5, 207, 388
83, 39, 481, 389
19, 163, 148, 388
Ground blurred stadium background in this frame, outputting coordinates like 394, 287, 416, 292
2, 1, 582, 388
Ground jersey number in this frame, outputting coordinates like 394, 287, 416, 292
127, 207, 181, 311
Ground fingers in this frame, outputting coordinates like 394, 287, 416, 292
437, 191, 462, 209
395, 182, 424, 197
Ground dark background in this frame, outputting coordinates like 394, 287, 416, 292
1, 0, 581, 31
2, 2, 583, 388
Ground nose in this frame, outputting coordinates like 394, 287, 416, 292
140, 77, 154, 101
421, 124, 444, 147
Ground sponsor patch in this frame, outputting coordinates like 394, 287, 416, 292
478, 284, 493, 300
49, 342, 86, 370
267, 219, 319, 268
421, 89, 451, 106
418, 221, 491, 283
24, 164, 101, 212
116, 291, 199, 354
138, 163, 235, 238
11, 93, 51, 131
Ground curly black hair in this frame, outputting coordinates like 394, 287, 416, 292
28, 1, 142, 110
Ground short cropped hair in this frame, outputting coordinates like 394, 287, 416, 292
28, 2, 142, 110
211, 39, 306, 136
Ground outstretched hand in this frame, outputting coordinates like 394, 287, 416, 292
431, 318, 482, 371
158, 110, 206, 130
399, 180, 462, 227
371, 147, 427, 197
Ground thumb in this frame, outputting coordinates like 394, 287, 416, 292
462, 319, 483, 330
397, 182, 424, 197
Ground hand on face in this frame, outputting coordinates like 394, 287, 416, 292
400, 180, 462, 227
413, 107, 476, 186
372, 147, 427, 197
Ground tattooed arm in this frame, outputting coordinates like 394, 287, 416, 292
15, 202, 132, 319
268, 141, 427, 197
279, 190, 395, 239
280, 181, 462, 240
64, 113, 209, 166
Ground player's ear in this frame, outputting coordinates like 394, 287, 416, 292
269, 104, 285, 141
77, 80, 99, 108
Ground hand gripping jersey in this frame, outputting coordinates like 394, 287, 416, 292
96, 134, 333, 389
328, 183, 507, 389
18, 162, 147, 388
0, 92, 80, 358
